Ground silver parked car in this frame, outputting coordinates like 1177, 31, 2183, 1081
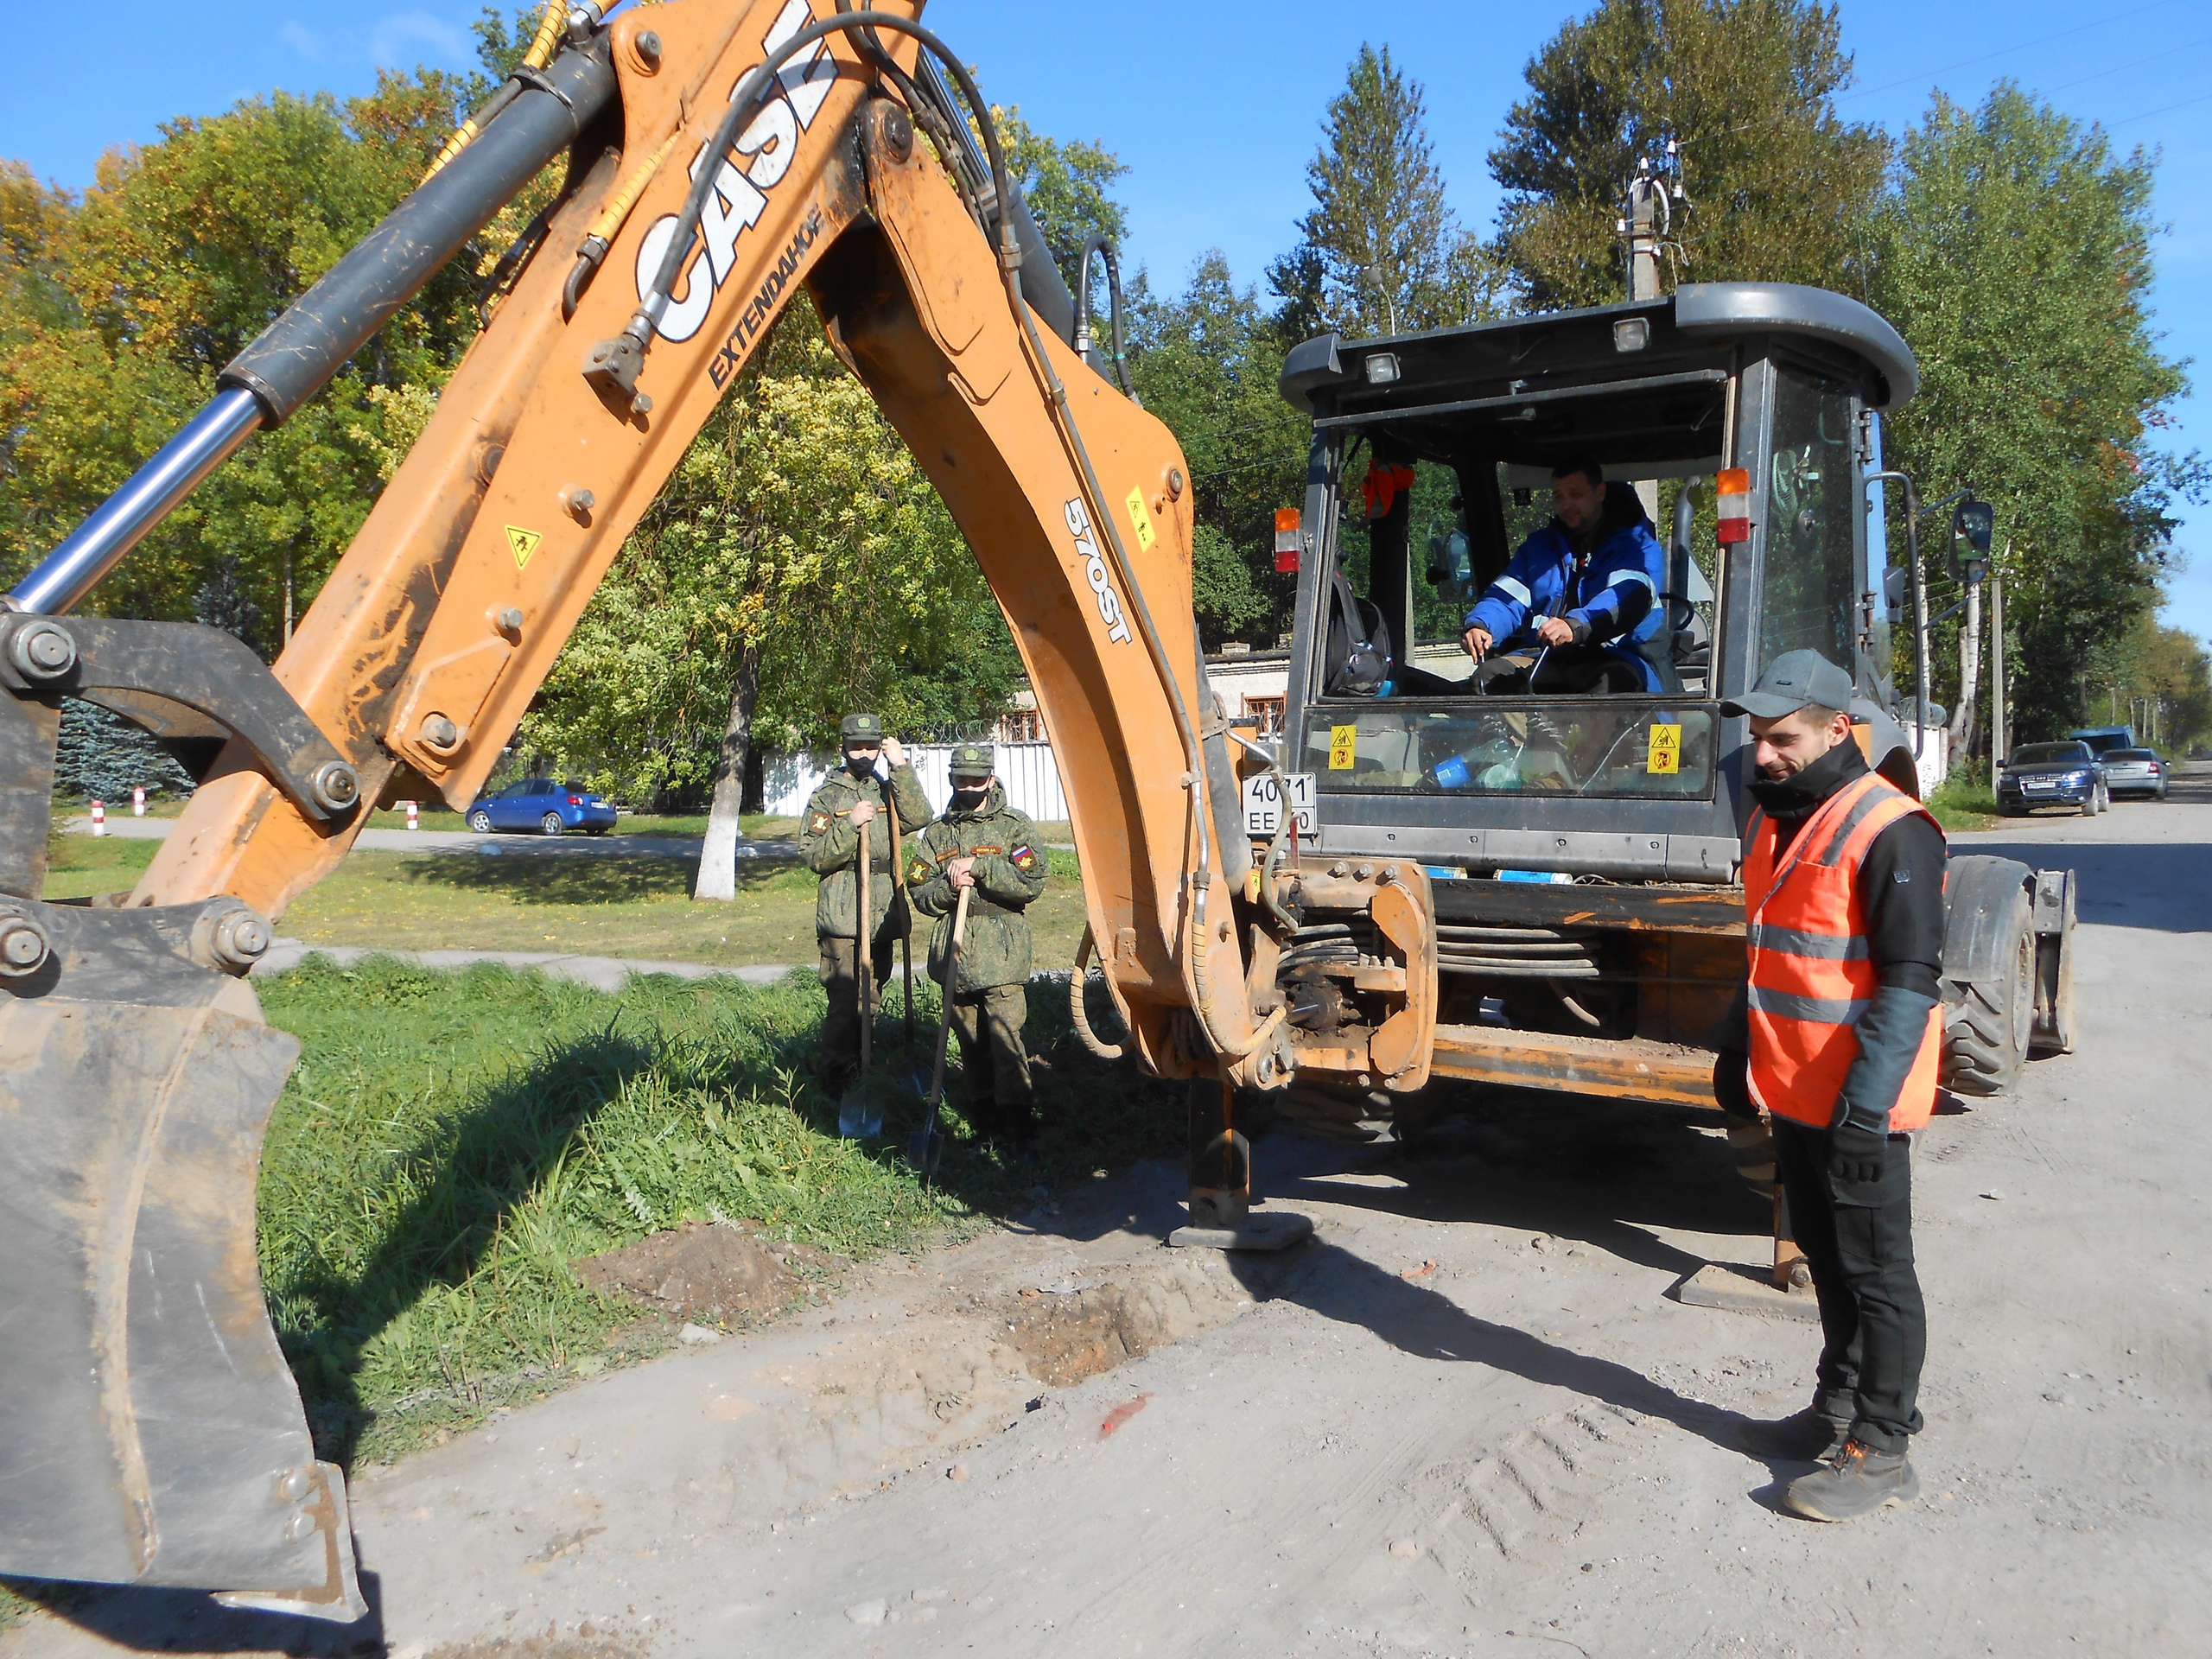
2101, 747, 2169, 801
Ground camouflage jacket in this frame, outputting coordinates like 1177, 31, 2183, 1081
908, 783, 1047, 993
801, 762, 933, 940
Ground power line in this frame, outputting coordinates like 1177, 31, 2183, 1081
2035, 35, 2212, 100
1839, 0, 2188, 104
2107, 88, 2212, 128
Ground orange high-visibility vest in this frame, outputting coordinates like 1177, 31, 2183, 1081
1743, 769, 1944, 1133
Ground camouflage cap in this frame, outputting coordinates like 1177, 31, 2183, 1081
839, 712, 885, 742
948, 741, 995, 777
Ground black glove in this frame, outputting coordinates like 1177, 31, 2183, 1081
1829, 1119, 1887, 1185
1711, 1048, 1754, 1121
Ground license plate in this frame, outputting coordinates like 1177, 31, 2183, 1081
1243, 771, 1317, 837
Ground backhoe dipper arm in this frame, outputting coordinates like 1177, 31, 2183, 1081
0, 0, 1303, 1615
118, 1, 1281, 1082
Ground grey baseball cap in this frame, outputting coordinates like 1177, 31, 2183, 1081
1720, 650, 1855, 720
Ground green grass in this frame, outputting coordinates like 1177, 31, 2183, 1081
1926, 772, 2001, 833
38, 830, 1093, 970
249, 955, 1179, 1470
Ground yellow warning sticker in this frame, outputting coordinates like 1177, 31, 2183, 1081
505, 524, 543, 570
1647, 721, 1682, 775
1328, 723, 1358, 771
1124, 486, 1156, 551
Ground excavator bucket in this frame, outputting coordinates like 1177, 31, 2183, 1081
0, 617, 372, 1619
0, 906, 365, 1621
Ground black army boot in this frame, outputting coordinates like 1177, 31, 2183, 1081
1735, 1406, 1850, 1463
1784, 1438, 1920, 1522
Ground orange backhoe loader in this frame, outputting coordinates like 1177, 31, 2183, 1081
0, 0, 1355, 1618
0, 0, 2075, 1623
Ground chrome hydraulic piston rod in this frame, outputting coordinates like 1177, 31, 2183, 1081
6, 35, 618, 617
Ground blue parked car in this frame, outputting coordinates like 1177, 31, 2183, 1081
464, 777, 619, 836
1997, 741, 2109, 817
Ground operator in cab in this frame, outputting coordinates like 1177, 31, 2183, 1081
802, 713, 933, 1100
909, 744, 1049, 1159
1459, 459, 1665, 693
1713, 652, 1946, 1524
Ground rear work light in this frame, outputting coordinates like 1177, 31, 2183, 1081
1274, 507, 1302, 573
1716, 467, 1751, 544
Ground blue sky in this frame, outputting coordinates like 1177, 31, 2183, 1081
5, 0, 2207, 642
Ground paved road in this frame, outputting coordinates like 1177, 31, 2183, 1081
60, 815, 798, 860
10, 770, 2209, 1657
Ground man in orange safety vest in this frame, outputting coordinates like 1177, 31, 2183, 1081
1713, 650, 1946, 1522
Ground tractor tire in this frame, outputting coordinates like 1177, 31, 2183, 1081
1942, 879, 2036, 1097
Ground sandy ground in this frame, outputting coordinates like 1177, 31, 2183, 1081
9, 771, 2209, 1659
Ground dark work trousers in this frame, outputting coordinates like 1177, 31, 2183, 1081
1772, 1116, 1929, 1453
948, 982, 1037, 1143
818, 933, 895, 1090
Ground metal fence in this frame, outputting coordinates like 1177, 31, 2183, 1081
761, 740, 1067, 823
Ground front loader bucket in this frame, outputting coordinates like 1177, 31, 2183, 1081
0, 903, 365, 1622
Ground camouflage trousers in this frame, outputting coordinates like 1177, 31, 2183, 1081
817, 933, 896, 1092
947, 982, 1036, 1144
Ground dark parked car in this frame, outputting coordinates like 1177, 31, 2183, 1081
464, 777, 619, 836
2100, 747, 2168, 801
1998, 741, 2107, 817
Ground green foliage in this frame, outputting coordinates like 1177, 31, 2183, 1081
1868, 86, 2200, 740
1491, 0, 1887, 308
247, 956, 1180, 1465
524, 321, 1021, 800
1127, 256, 1311, 647
1923, 769, 1998, 832
52, 699, 196, 804
1279, 44, 1504, 338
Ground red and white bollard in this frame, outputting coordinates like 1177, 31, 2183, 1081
90, 800, 106, 837
131, 785, 146, 817
405, 800, 420, 831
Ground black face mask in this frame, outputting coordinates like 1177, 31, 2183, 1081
1747, 735, 1865, 817
950, 783, 988, 809
845, 753, 877, 779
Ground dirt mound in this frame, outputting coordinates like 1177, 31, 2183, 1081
574, 1221, 831, 1323
1003, 1255, 1264, 1387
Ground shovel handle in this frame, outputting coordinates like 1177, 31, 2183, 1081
925, 884, 973, 1109
856, 817, 871, 1078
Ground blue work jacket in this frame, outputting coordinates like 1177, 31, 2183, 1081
1465, 510, 1667, 691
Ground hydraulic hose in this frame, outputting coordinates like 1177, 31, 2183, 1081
1068, 925, 1128, 1060
1072, 234, 1138, 401
420, 0, 569, 185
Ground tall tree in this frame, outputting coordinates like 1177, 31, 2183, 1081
1127, 255, 1312, 648
1281, 45, 1503, 339
1868, 86, 2200, 741
1491, 0, 1887, 308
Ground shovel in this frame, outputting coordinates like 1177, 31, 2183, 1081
906, 883, 972, 1185
837, 817, 884, 1138
888, 795, 914, 1051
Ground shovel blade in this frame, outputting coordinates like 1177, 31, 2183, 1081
0, 978, 365, 1620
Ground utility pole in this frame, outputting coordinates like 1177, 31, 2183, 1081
1989, 575, 2006, 789
1619, 143, 1685, 524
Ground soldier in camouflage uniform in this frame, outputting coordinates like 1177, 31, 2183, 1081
908, 743, 1048, 1149
802, 713, 934, 1096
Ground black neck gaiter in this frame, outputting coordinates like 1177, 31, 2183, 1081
1747, 734, 1867, 821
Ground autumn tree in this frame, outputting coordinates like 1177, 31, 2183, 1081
1491, 0, 1886, 308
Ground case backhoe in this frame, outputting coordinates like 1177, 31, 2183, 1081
0, 0, 2076, 1622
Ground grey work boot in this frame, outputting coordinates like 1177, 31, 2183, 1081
1784, 1439, 1920, 1522
1736, 1407, 1850, 1463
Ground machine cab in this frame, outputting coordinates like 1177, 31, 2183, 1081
1274, 282, 1919, 886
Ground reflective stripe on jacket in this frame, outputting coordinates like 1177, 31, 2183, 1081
1743, 770, 1943, 1133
